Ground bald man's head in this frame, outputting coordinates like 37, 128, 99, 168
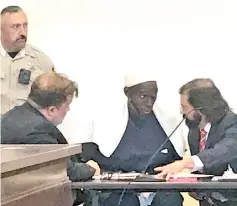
28, 72, 78, 125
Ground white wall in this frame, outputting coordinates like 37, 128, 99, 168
1, 0, 237, 141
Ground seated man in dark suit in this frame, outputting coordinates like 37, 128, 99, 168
1, 71, 96, 205
156, 78, 237, 206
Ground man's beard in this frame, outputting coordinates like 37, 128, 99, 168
183, 112, 202, 129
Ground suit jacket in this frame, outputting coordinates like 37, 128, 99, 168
188, 110, 237, 200
1, 102, 95, 182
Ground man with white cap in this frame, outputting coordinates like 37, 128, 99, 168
79, 74, 186, 206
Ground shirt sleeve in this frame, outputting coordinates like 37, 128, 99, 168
191, 155, 204, 172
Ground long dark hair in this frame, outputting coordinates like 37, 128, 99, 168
179, 78, 230, 124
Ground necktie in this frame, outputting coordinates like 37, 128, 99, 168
199, 128, 207, 151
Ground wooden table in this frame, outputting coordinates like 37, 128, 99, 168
1, 144, 81, 206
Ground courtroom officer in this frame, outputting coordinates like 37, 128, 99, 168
0, 5, 54, 115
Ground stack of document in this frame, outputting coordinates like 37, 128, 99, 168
93, 172, 141, 181
93, 172, 214, 181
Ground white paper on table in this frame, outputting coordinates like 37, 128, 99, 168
212, 165, 237, 181
171, 173, 214, 178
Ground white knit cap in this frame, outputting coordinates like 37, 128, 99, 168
124, 74, 157, 87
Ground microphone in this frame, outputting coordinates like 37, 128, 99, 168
141, 106, 202, 174
116, 107, 202, 206
141, 116, 185, 174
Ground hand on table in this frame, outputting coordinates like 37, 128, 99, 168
86, 160, 101, 175
154, 158, 195, 180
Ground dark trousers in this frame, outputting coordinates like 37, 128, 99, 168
189, 192, 237, 206
200, 200, 237, 206
150, 192, 183, 206
100, 191, 139, 206
101, 191, 183, 206
72, 189, 93, 206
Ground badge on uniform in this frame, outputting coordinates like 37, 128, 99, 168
18, 68, 31, 85
18, 62, 33, 85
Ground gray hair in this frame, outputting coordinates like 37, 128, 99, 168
179, 78, 215, 95
1, 6, 23, 16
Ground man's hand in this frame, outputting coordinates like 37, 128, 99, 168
155, 158, 195, 180
86, 160, 101, 175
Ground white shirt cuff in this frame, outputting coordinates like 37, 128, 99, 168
191, 155, 204, 172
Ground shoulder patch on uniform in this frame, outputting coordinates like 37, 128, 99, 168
27, 44, 43, 53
